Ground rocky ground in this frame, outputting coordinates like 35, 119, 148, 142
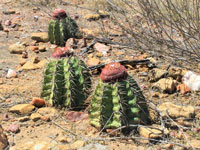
0, 0, 200, 150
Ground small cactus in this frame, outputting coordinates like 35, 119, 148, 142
48, 9, 80, 46
90, 62, 149, 129
41, 56, 91, 108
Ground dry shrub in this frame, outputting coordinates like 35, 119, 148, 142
90, 0, 200, 66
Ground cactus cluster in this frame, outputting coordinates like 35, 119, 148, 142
41, 56, 91, 108
90, 62, 149, 129
48, 9, 80, 46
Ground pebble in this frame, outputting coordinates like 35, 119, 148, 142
6, 69, 17, 78
8, 124, 20, 133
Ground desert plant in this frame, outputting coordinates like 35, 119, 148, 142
41, 56, 91, 108
90, 62, 149, 130
48, 9, 80, 46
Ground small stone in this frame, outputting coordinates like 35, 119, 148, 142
31, 32, 49, 42
37, 107, 57, 118
162, 144, 174, 149
31, 97, 45, 107
19, 59, 27, 66
40, 116, 50, 122
38, 46, 46, 52
77, 38, 87, 48
190, 139, 200, 149
0, 125, 9, 149
32, 142, 49, 150
8, 124, 20, 133
9, 42, 26, 54
18, 116, 29, 122
0, 21, 3, 30
87, 57, 100, 66
84, 14, 101, 21
20, 61, 39, 70
94, 42, 110, 54
58, 136, 73, 143
29, 46, 38, 51
9, 104, 35, 114
65, 38, 76, 49
70, 140, 85, 149
153, 77, 177, 93
4, 20, 11, 26
31, 56, 40, 64
22, 51, 28, 58
158, 102, 195, 119
138, 126, 167, 139
2, 113, 9, 121
6, 69, 17, 78
30, 113, 41, 122
168, 67, 187, 81
3, 10, 16, 15
148, 68, 167, 82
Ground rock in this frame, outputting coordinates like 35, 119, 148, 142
52, 47, 70, 58
70, 140, 85, 149
29, 46, 38, 51
9, 42, 26, 54
153, 77, 177, 93
65, 111, 88, 122
77, 38, 87, 48
65, 38, 76, 49
31, 32, 49, 42
168, 67, 187, 81
3, 9, 16, 15
6, 69, 17, 78
30, 113, 41, 122
18, 116, 30, 122
94, 42, 110, 54
0, 125, 8, 149
38, 46, 46, 52
176, 83, 190, 94
31, 97, 45, 107
183, 71, 200, 91
189, 139, 200, 149
36, 59, 47, 68
58, 136, 73, 143
84, 14, 101, 21
158, 102, 195, 119
138, 125, 168, 139
20, 61, 39, 70
8, 124, 20, 133
37, 107, 57, 118
79, 143, 108, 150
148, 68, 167, 82
9, 104, 35, 114
87, 57, 100, 66
22, 51, 28, 58
4, 20, 11, 26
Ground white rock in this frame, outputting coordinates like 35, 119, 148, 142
183, 71, 200, 91
6, 69, 17, 78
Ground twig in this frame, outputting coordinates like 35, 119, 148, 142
79, 39, 97, 55
88, 59, 154, 70
52, 120, 189, 148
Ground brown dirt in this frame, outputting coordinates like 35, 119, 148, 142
0, 0, 199, 150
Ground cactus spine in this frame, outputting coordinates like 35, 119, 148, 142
41, 56, 91, 108
48, 9, 80, 46
90, 62, 149, 129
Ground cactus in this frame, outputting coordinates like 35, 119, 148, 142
48, 9, 80, 46
41, 56, 91, 108
90, 62, 149, 129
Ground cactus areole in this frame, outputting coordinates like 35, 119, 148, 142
52, 9, 67, 20
100, 62, 128, 83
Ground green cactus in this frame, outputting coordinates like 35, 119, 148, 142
48, 9, 80, 46
90, 62, 149, 129
41, 56, 91, 108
